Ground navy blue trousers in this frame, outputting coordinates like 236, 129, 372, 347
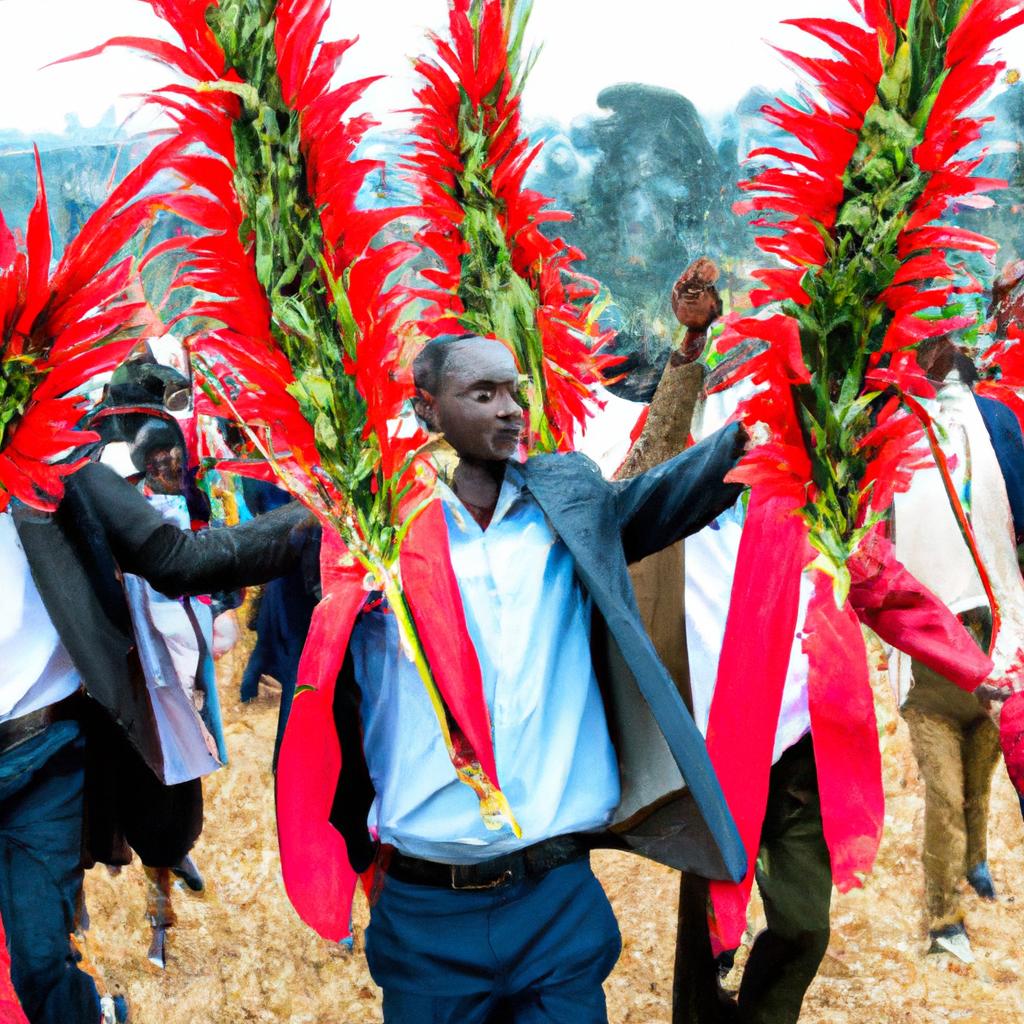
365, 858, 622, 1024
0, 726, 100, 1024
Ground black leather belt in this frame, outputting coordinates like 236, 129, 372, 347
384, 833, 593, 891
0, 693, 82, 757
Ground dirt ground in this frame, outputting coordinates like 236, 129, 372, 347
80, 633, 1024, 1024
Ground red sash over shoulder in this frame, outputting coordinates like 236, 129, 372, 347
705, 490, 809, 951
0, 914, 27, 1023
275, 499, 497, 940
706, 518, 993, 952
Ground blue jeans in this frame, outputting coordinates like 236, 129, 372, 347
0, 725, 101, 1024
365, 858, 622, 1023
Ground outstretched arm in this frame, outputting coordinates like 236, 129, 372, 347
615, 423, 746, 564
848, 530, 993, 692
68, 460, 312, 597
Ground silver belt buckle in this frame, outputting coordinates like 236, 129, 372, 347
449, 866, 514, 891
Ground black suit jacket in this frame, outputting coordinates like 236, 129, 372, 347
11, 460, 307, 863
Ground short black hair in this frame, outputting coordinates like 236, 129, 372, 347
412, 333, 484, 394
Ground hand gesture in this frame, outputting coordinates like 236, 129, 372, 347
671, 257, 723, 332
671, 257, 724, 364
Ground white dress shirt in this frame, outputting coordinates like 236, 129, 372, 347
684, 384, 813, 764
0, 511, 81, 722
890, 379, 1024, 700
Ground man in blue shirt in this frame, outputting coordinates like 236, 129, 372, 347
336, 333, 748, 1024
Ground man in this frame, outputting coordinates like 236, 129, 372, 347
673, 377, 1007, 1022
0, 458, 310, 1024
613, 263, 1002, 1024
675, 380, 833, 1024
326, 332, 748, 1024
122, 416, 222, 968
893, 335, 1024, 963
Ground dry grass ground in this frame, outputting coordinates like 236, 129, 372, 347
80, 635, 1024, 1024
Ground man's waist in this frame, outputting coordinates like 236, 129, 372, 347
382, 832, 596, 891
0, 692, 83, 757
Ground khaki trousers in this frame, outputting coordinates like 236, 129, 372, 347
902, 654, 1001, 931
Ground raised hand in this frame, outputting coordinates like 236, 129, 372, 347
670, 257, 723, 363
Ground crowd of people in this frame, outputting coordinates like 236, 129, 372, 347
1, 260, 1022, 1024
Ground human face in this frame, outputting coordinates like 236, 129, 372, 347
145, 445, 184, 494
917, 337, 957, 383
426, 338, 524, 462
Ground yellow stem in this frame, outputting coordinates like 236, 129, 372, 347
381, 577, 521, 837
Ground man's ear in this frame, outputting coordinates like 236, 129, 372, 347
412, 390, 440, 432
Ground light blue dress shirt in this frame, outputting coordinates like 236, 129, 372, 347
348, 463, 621, 863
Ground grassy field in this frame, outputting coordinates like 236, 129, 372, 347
80, 634, 1024, 1023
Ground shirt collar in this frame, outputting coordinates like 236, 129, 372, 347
437, 462, 527, 534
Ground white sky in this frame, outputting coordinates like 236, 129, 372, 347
2, 0, 1024, 137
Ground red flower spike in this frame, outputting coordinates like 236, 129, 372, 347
704, 0, 1018, 951
14, 150, 52, 340
407, 0, 630, 451
0, 135, 179, 512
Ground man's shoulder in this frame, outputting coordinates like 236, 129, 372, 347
62, 458, 122, 500
975, 391, 1023, 432
520, 450, 605, 482
517, 452, 613, 532
61, 458, 164, 548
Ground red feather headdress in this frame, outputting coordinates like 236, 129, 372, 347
0, 145, 180, 511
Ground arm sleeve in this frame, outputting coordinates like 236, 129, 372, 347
614, 422, 745, 564
848, 530, 993, 692
974, 394, 1024, 543
73, 460, 311, 597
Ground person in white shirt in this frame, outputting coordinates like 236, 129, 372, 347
892, 336, 1024, 964
315, 332, 748, 1024
0, 460, 310, 1024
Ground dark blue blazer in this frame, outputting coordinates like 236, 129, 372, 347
975, 393, 1024, 542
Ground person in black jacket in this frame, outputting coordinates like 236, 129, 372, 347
0, 460, 310, 1024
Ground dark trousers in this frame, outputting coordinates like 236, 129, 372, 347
674, 735, 831, 1024
365, 858, 622, 1023
0, 727, 100, 1024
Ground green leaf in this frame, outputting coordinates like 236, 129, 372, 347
314, 412, 339, 452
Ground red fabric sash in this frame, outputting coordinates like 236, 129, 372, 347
706, 489, 809, 951
400, 501, 499, 789
0, 915, 27, 1022
275, 499, 499, 939
1000, 690, 1024, 797
803, 571, 883, 892
847, 530, 993, 691
275, 526, 364, 942
706, 521, 993, 952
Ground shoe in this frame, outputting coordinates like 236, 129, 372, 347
147, 926, 166, 970
171, 855, 205, 893
928, 923, 975, 964
100, 994, 129, 1023
966, 861, 997, 901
